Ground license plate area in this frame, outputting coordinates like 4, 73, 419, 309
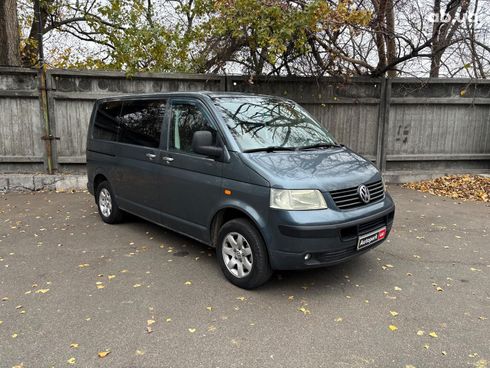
357, 227, 387, 250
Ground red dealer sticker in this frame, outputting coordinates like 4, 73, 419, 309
357, 227, 387, 250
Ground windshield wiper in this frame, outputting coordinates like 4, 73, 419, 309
243, 146, 298, 153
298, 142, 341, 150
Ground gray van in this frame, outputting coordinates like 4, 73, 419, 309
86, 92, 395, 289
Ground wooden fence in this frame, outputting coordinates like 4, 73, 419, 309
0, 67, 489, 178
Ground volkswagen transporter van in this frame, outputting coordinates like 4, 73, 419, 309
86, 92, 395, 289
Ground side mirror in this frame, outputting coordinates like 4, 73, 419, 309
192, 131, 223, 158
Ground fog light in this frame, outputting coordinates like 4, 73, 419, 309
304, 253, 311, 261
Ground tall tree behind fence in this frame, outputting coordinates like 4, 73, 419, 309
0, 68, 489, 179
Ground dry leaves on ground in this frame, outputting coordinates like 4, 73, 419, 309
402, 175, 489, 202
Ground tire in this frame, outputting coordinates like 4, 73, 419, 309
217, 218, 272, 289
95, 180, 124, 224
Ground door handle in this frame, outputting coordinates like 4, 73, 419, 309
162, 156, 174, 163
145, 153, 156, 160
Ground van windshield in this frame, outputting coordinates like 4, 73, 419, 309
213, 96, 337, 152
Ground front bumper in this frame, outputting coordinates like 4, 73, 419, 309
266, 193, 395, 270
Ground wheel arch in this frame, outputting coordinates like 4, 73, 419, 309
209, 205, 268, 248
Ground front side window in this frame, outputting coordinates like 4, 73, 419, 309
213, 96, 336, 152
169, 102, 217, 154
118, 99, 166, 148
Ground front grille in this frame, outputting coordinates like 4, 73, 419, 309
330, 180, 384, 210
358, 216, 386, 234
316, 246, 357, 263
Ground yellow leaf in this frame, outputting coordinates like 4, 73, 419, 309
288, 296, 294, 301
188, 328, 196, 333
108, 275, 116, 280
334, 317, 343, 322
67, 357, 76, 364
417, 330, 425, 336
388, 325, 398, 331
35, 289, 49, 294
429, 331, 438, 338
12, 333, 18, 338
206, 306, 212, 311
236, 296, 246, 301
394, 286, 402, 291
98, 351, 110, 358
146, 326, 153, 333
184, 281, 192, 285
470, 267, 481, 272
166, 318, 172, 322
78, 264, 89, 268
136, 350, 145, 355
298, 306, 311, 315
147, 319, 155, 326
390, 311, 399, 317
442, 351, 447, 356
133, 284, 141, 288
96, 284, 105, 289
70, 343, 79, 348
436, 287, 444, 292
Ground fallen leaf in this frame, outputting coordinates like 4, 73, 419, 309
436, 286, 444, 292
429, 331, 438, 338
188, 328, 196, 333
394, 286, 402, 291
136, 350, 145, 356
388, 325, 398, 331
133, 284, 141, 288
417, 330, 425, 336
35, 289, 49, 294
108, 275, 116, 280
96, 284, 105, 289
334, 317, 343, 322
206, 306, 212, 311
98, 351, 110, 358
236, 296, 246, 301
390, 311, 399, 317
165, 318, 172, 322
146, 326, 153, 333
184, 281, 192, 285
67, 357, 76, 364
147, 319, 155, 326
298, 306, 311, 315
70, 343, 79, 348
78, 264, 89, 268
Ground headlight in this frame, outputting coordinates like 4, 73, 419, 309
270, 189, 327, 210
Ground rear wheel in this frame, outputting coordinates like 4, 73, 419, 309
217, 218, 272, 289
96, 181, 124, 224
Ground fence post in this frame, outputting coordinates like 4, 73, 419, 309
375, 78, 391, 173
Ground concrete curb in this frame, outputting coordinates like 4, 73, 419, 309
0, 174, 87, 192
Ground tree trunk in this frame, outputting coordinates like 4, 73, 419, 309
384, 0, 397, 78
0, 0, 21, 66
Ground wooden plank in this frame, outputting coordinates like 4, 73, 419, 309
391, 97, 490, 105
0, 156, 44, 162
387, 154, 490, 161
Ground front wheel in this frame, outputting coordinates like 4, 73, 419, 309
217, 218, 272, 289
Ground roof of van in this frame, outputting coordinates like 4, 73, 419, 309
95, 91, 288, 102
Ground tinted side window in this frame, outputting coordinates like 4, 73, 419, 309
93, 101, 122, 141
169, 102, 216, 153
118, 100, 166, 148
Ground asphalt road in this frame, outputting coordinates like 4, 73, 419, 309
0, 186, 489, 368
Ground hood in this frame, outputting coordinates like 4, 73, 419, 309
241, 147, 380, 192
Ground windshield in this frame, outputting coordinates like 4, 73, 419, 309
212, 96, 337, 152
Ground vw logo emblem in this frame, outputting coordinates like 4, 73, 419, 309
358, 184, 371, 203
